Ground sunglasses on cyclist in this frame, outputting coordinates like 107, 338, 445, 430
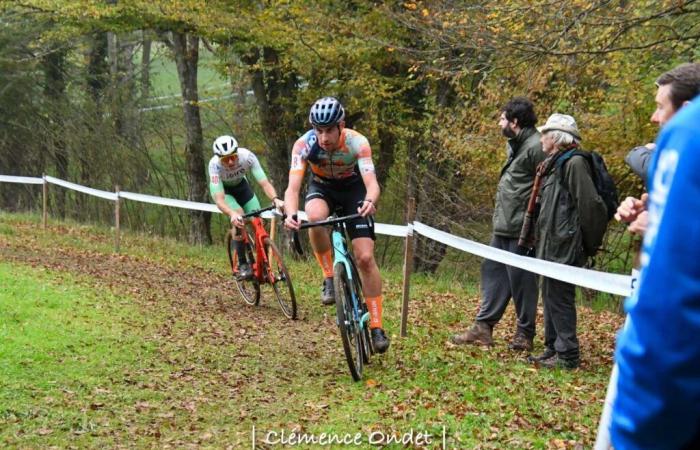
220, 153, 238, 164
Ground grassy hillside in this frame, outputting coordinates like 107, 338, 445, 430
0, 212, 623, 448
147, 43, 229, 100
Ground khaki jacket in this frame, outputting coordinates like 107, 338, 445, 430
493, 127, 546, 237
535, 153, 608, 265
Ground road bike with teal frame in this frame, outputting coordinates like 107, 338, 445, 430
292, 210, 375, 381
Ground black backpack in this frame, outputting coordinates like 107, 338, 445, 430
557, 149, 619, 221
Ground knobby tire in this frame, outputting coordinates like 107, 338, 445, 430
334, 263, 363, 381
265, 238, 297, 319
226, 227, 260, 306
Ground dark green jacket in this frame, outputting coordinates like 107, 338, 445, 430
493, 127, 546, 237
535, 152, 608, 266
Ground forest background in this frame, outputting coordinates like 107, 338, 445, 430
1, 0, 698, 290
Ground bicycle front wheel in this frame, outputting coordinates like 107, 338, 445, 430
333, 262, 363, 381
349, 259, 372, 363
226, 228, 260, 306
264, 238, 297, 320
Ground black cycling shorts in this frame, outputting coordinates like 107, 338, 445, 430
305, 175, 375, 240
223, 178, 255, 208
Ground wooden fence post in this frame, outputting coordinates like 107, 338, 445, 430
42, 174, 47, 230
268, 214, 277, 262
114, 185, 120, 253
400, 197, 416, 337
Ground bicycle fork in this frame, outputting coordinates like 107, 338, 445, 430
332, 230, 370, 331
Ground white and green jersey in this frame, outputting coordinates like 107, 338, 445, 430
208, 148, 267, 196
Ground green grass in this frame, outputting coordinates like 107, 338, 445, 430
0, 212, 623, 448
147, 43, 228, 100
0, 262, 167, 447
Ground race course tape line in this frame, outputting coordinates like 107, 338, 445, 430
413, 221, 632, 297
0, 175, 44, 185
119, 191, 221, 213
45, 175, 118, 201
2, 175, 629, 296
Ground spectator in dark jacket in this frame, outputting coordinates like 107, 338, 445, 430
527, 113, 607, 369
451, 97, 545, 351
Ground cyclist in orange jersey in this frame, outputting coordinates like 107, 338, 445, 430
283, 97, 389, 353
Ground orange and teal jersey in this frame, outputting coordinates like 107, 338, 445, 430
289, 128, 375, 181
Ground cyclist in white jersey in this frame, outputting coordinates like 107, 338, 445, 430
209, 135, 284, 279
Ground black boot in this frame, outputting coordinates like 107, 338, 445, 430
527, 347, 555, 363
234, 240, 251, 280
371, 328, 390, 354
321, 277, 335, 305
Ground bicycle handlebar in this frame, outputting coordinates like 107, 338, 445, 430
290, 211, 375, 257
241, 204, 277, 219
298, 213, 374, 230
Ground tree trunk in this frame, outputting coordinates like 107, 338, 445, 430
240, 47, 300, 252
141, 31, 152, 101
172, 31, 211, 245
108, 32, 118, 78
87, 31, 109, 106
115, 36, 138, 146
411, 78, 457, 274
242, 47, 299, 189
43, 47, 69, 219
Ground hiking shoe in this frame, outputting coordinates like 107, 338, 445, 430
449, 321, 493, 346
321, 277, 335, 305
527, 348, 556, 363
237, 263, 253, 280
508, 331, 534, 352
371, 328, 390, 354
536, 354, 580, 370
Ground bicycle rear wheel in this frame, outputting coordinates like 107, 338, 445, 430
226, 228, 260, 305
333, 262, 363, 381
264, 238, 297, 320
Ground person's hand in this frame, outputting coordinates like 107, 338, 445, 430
614, 194, 647, 223
357, 199, 376, 217
627, 210, 648, 236
284, 213, 300, 231
273, 198, 284, 211
230, 214, 244, 228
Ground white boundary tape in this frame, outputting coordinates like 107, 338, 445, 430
119, 191, 220, 213
376, 223, 409, 238
1, 174, 632, 296
45, 175, 118, 201
413, 221, 632, 297
0, 175, 43, 184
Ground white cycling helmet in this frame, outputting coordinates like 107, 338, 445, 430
212, 135, 238, 157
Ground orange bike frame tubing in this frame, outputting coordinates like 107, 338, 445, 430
247, 217, 273, 283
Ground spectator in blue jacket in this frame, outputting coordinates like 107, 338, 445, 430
610, 96, 700, 449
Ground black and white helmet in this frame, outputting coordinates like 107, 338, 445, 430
212, 135, 238, 157
309, 97, 345, 127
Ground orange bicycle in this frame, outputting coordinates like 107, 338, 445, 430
225, 205, 297, 319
